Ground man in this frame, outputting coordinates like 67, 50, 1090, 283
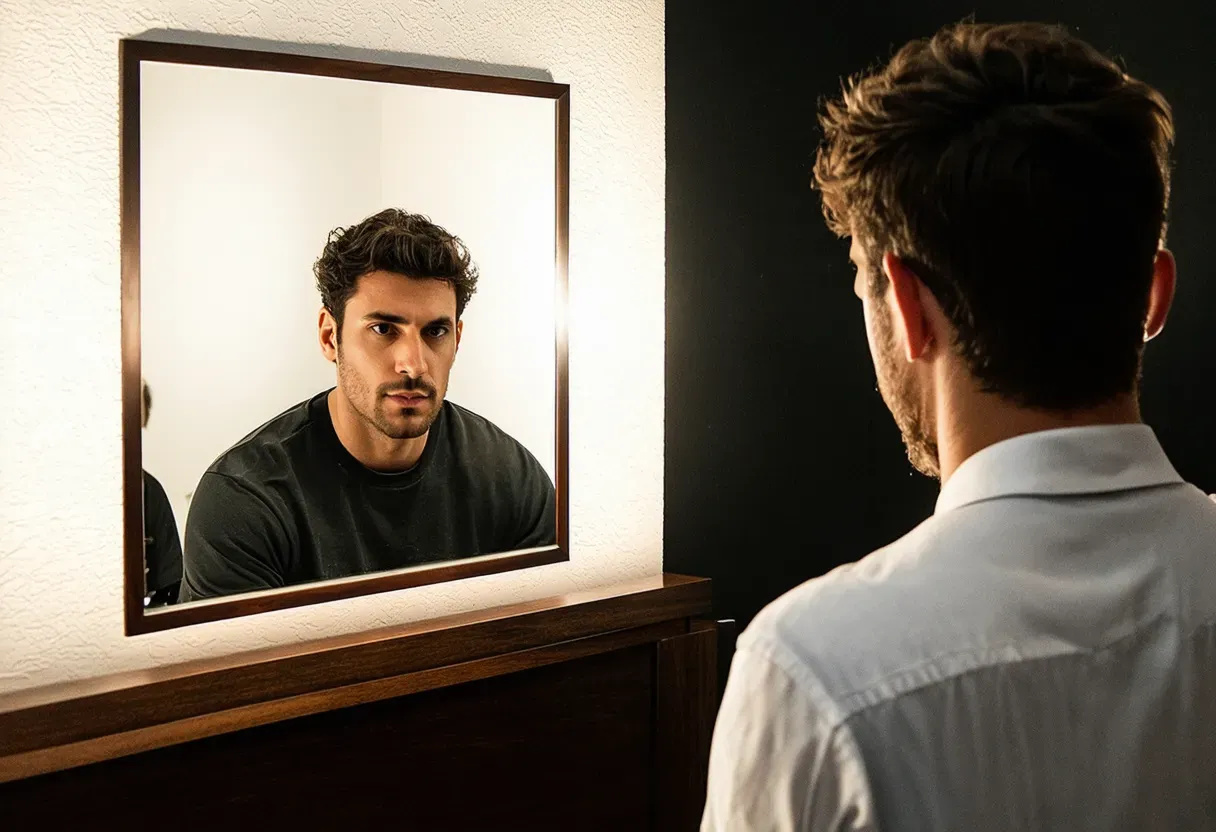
141, 380, 183, 606
703, 22, 1216, 831
179, 209, 555, 602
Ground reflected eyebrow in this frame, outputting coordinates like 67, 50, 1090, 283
363, 311, 409, 325
363, 312, 455, 330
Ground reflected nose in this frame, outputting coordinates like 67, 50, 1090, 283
393, 330, 429, 378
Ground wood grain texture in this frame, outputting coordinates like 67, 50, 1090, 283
0, 620, 684, 784
0, 645, 657, 831
119, 37, 574, 634
0, 574, 711, 780
554, 83, 571, 556
655, 619, 719, 831
119, 37, 147, 641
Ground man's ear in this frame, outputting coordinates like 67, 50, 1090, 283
319, 307, 339, 363
1144, 248, 1176, 342
455, 319, 463, 354
881, 253, 936, 362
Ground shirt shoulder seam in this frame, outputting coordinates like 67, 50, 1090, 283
831, 613, 1177, 718
729, 641, 874, 823
740, 638, 852, 731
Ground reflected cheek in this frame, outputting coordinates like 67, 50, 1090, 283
355, 345, 387, 375
432, 356, 455, 394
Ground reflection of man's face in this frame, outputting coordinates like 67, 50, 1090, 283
331, 270, 462, 441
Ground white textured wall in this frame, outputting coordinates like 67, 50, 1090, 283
0, 0, 664, 692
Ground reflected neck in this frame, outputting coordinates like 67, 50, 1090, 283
327, 388, 430, 473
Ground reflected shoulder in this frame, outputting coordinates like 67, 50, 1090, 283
441, 400, 528, 452
205, 394, 318, 477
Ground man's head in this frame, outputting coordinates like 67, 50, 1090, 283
141, 380, 151, 429
314, 209, 480, 441
814, 21, 1176, 477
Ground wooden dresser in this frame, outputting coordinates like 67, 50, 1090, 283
0, 574, 715, 830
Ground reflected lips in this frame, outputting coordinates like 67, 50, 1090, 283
388, 393, 428, 408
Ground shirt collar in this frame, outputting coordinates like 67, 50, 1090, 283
935, 424, 1183, 516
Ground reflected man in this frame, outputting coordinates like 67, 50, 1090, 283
179, 210, 555, 602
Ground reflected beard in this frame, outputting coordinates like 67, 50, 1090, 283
336, 353, 443, 441
374, 385, 443, 440
873, 303, 940, 479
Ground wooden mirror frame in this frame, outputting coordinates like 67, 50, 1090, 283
120, 39, 570, 635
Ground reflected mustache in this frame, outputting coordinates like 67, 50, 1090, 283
381, 382, 435, 398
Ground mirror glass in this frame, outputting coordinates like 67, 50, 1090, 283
134, 54, 563, 614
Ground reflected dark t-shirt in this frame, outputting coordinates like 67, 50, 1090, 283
143, 470, 183, 601
178, 390, 556, 602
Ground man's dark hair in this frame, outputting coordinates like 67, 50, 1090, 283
142, 380, 151, 428
313, 209, 480, 335
813, 21, 1174, 410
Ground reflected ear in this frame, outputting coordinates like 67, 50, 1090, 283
455, 319, 463, 353
1144, 249, 1177, 342
881, 253, 935, 362
319, 307, 339, 363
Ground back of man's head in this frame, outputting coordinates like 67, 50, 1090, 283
814, 21, 1174, 410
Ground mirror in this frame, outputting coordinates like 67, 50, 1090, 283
122, 40, 570, 633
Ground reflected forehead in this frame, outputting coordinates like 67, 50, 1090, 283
349, 270, 456, 317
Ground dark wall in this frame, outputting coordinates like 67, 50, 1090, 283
665, 0, 1216, 630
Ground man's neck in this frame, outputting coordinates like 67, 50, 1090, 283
936, 382, 1143, 485
327, 389, 429, 473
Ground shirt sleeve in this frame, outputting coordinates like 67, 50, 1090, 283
701, 645, 878, 832
508, 452, 556, 551
178, 472, 291, 602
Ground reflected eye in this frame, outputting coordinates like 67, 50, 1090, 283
425, 325, 450, 339
369, 323, 394, 337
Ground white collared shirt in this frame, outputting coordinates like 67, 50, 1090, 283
703, 425, 1216, 831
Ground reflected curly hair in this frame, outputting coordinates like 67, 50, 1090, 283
813, 21, 1174, 410
314, 209, 480, 336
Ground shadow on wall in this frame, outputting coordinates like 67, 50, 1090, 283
129, 29, 555, 83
